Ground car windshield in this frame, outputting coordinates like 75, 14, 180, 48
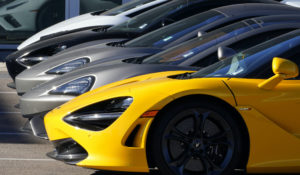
125, 10, 225, 48
102, 0, 155, 16
141, 22, 254, 65
109, 0, 193, 33
191, 32, 300, 78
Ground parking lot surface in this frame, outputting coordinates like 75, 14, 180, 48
0, 64, 298, 175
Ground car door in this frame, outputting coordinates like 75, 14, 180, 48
226, 44, 300, 136
223, 42, 300, 170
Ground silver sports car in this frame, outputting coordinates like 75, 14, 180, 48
15, 3, 300, 94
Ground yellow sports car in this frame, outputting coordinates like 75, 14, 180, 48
45, 29, 300, 175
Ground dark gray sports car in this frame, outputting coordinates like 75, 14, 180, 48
20, 15, 300, 138
15, 3, 300, 94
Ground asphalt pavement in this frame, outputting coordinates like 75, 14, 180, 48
0, 63, 297, 175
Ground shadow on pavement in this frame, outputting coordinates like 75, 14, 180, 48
0, 72, 48, 144
91, 171, 300, 175
91, 170, 150, 175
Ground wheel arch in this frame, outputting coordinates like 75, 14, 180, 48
146, 94, 250, 172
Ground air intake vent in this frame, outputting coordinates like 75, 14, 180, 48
106, 40, 127, 47
92, 25, 111, 32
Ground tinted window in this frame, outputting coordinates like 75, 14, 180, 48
125, 11, 225, 48
109, 0, 190, 32
191, 32, 300, 79
192, 29, 294, 67
229, 29, 295, 52
141, 22, 253, 65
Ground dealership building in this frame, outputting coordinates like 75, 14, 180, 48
0, 0, 130, 60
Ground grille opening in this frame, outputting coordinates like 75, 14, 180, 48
106, 40, 128, 47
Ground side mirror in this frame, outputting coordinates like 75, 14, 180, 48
258, 57, 299, 90
161, 18, 175, 27
197, 31, 206, 37
218, 46, 236, 60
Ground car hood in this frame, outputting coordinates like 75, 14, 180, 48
17, 46, 162, 80
29, 62, 200, 95
18, 13, 129, 50
49, 76, 235, 117
6, 29, 133, 62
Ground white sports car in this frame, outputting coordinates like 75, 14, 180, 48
18, 0, 168, 49
0, 0, 64, 33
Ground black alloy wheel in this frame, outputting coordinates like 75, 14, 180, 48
148, 100, 248, 175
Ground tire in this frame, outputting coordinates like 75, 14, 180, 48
147, 100, 248, 175
36, 0, 65, 31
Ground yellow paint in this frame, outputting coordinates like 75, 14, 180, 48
259, 57, 299, 90
45, 66, 300, 173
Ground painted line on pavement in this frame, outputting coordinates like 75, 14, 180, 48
0, 132, 28, 135
0, 91, 17, 94
0, 158, 54, 161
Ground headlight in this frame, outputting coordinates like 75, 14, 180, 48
63, 97, 133, 131
49, 76, 95, 96
46, 58, 90, 75
16, 56, 48, 67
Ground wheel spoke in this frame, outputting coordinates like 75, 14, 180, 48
178, 157, 190, 175
205, 155, 222, 171
200, 155, 222, 175
201, 156, 211, 175
192, 110, 201, 136
205, 130, 230, 144
174, 127, 193, 140
165, 127, 192, 143
193, 110, 210, 137
200, 112, 210, 134
165, 133, 190, 144
169, 151, 190, 168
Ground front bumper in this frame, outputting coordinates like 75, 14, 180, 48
22, 112, 49, 139
16, 74, 56, 94
20, 93, 73, 116
45, 108, 155, 172
5, 54, 27, 80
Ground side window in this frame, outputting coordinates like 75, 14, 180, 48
278, 45, 300, 63
167, 3, 220, 22
229, 29, 295, 52
205, 17, 259, 33
277, 45, 300, 79
192, 52, 219, 67
191, 29, 295, 68
253, 41, 300, 79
